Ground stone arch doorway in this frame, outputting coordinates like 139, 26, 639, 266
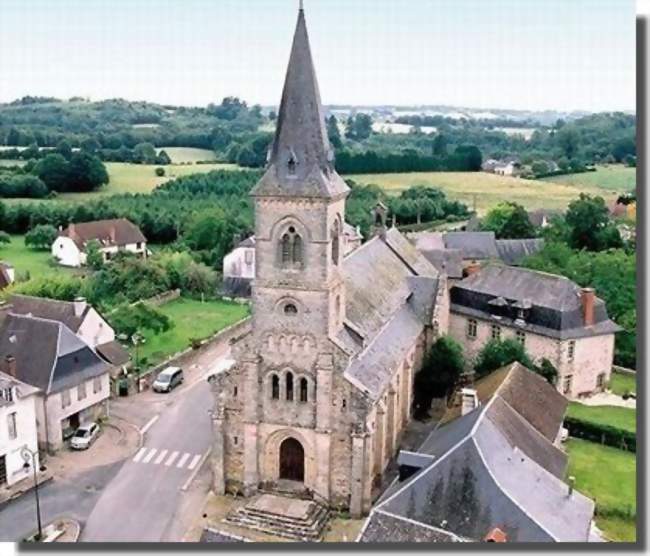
279, 437, 304, 482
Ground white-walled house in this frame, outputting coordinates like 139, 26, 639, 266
448, 264, 621, 399
52, 218, 147, 268
0, 368, 40, 488
0, 314, 112, 452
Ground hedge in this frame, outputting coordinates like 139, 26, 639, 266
564, 416, 636, 453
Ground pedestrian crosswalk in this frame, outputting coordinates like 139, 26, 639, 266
132, 447, 203, 471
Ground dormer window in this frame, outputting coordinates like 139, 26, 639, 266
287, 152, 297, 175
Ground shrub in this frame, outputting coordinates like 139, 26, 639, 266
564, 416, 636, 453
155, 167, 166, 177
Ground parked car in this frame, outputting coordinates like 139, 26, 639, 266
152, 366, 184, 393
70, 422, 101, 450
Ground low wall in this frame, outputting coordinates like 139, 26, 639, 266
139, 288, 182, 307
612, 365, 636, 376
136, 316, 251, 389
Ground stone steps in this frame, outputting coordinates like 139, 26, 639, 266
225, 495, 330, 542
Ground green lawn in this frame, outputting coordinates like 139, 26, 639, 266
0, 235, 72, 280
566, 438, 636, 541
608, 372, 636, 397
345, 171, 620, 215
541, 165, 636, 194
567, 403, 636, 434
135, 297, 249, 368
156, 147, 218, 164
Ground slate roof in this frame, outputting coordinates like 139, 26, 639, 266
419, 249, 464, 279
528, 209, 562, 228
366, 364, 594, 543
0, 314, 111, 395
450, 264, 621, 339
359, 511, 459, 543
444, 232, 499, 260
61, 218, 146, 250
340, 230, 440, 399
251, 8, 348, 200
96, 340, 131, 367
495, 238, 545, 266
10, 294, 90, 333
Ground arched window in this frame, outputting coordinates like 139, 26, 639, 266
281, 234, 292, 264
279, 226, 303, 268
331, 226, 340, 265
292, 234, 303, 264
299, 378, 308, 402
287, 152, 297, 175
286, 372, 294, 401
284, 303, 298, 316
271, 374, 280, 400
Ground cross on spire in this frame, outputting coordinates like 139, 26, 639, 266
299, 0, 304, 11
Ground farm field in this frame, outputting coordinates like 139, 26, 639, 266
566, 438, 636, 541
134, 297, 249, 368
541, 165, 636, 193
345, 171, 621, 214
156, 147, 218, 164
0, 235, 75, 280
566, 402, 636, 434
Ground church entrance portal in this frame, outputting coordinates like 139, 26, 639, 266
279, 437, 304, 482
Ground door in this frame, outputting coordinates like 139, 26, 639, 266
279, 438, 304, 482
69, 412, 80, 430
0, 455, 7, 487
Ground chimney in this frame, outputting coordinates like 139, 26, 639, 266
3, 355, 17, 378
581, 288, 595, 326
461, 388, 479, 416
73, 297, 87, 317
568, 476, 575, 497
484, 528, 507, 543
464, 261, 481, 277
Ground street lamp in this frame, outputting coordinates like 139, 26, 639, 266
21, 446, 44, 542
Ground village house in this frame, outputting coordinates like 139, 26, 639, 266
0, 313, 112, 452
0, 262, 15, 291
359, 363, 598, 543
448, 264, 621, 399
51, 218, 147, 268
210, 5, 449, 520
0, 368, 40, 488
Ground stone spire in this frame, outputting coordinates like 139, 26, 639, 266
251, 4, 349, 199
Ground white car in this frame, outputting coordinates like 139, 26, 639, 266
70, 422, 100, 450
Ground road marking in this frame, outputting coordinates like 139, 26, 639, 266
165, 451, 179, 467
132, 447, 147, 463
154, 450, 168, 465
139, 415, 159, 435
177, 453, 190, 468
181, 449, 212, 492
142, 448, 157, 464
187, 454, 202, 471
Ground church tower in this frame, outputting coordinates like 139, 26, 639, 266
250, 4, 349, 342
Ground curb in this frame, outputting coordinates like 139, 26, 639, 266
181, 448, 212, 492
0, 475, 54, 509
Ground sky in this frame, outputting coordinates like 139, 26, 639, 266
0, 0, 636, 112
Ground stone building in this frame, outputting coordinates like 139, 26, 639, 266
448, 264, 621, 399
210, 6, 447, 518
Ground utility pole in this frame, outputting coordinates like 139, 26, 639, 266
21, 446, 43, 541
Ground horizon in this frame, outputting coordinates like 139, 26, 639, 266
0, 0, 636, 113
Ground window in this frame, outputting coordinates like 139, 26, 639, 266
284, 303, 298, 316
280, 227, 303, 267
61, 390, 71, 409
93, 377, 102, 394
331, 225, 340, 265
233, 386, 238, 397
78, 381, 87, 401
233, 436, 239, 445
287, 154, 297, 175
562, 375, 573, 395
281, 234, 292, 264
299, 378, 308, 403
467, 319, 478, 339
271, 374, 280, 400
136, 242, 142, 249
244, 250, 253, 264
7, 412, 17, 440
568, 340, 576, 362
341, 398, 347, 411
491, 324, 501, 341
516, 331, 526, 346
293, 235, 303, 264
0, 387, 12, 403
596, 373, 606, 389
286, 372, 294, 401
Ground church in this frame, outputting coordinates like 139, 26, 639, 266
210, 5, 448, 518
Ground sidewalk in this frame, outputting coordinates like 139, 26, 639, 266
0, 469, 54, 507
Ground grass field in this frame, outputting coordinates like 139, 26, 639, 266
0, 235, 72, 279
135, 297, 249, 367
156, 147, 218, 164
345, 171, 621, 214
566, 438, 636, 541
566, 402, 636, 434
541, 165, 636, 194
609, 372, 637, 397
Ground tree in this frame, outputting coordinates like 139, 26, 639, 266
451, 145, 482, 171
327, 115, 343, 149
156, 150, 172, 165
55, 139, 73, 160
108, 302, 172, 338
480, 202, 536, 239
0, 230, 10, 244
80, 137, 101, 154
345, 113, 373, 141
556, 127, 580, 159
536, 358, 558, 385
6, 128, 20, 146
85, 240, 104, 270
413, 336, 465, 419
24, 224, 58, 250
33, 153, 69, 191
565, 194, 622, 251
531, 160, 549, 176
66, 152, 109, 192
133, 142, 157, 164
432, 134, 448, 157
474, 339, 533, 378
155, 167, 166, 177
